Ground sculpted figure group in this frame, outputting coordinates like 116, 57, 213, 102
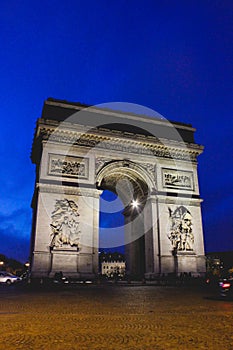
50, 199, 81, 248
168, 206, 194, 251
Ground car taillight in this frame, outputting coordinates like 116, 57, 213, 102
222, 283, 231, 288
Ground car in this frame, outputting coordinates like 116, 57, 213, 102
219, 276, 233, 299
0, 271, 22, 285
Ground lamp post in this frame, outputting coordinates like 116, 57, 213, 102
0, 261, 5, 271
24, 262, 30, 270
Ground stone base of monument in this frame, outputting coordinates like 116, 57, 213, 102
176, 251, 197, 274
148, 252, 202, 277
49, 247, 95, 280
50, 247, 78, 275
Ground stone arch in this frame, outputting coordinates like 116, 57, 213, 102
96, 160, 156, 278
96, 160, 155, 205
30, 99, 206, 280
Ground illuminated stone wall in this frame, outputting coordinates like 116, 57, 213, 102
30, 99, 205, 279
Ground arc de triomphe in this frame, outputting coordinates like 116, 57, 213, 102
30, 98, 206, 279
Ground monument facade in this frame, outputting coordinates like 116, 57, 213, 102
30, 98, 206, 279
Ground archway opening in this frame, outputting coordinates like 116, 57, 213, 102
97, 162, 150, 280
99, 190, 125, 278
99, 190, 125, 250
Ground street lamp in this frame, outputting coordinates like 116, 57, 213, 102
24, 262, 30, 269
0, 261, 4, 271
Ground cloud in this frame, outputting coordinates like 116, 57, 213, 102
0, 207, 31, 262
0, 227, 30, 263
0, 208, 31, 239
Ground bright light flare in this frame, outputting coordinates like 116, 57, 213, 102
132, 200, 139, 208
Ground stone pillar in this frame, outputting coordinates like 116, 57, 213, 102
124, 209, 145, 278
30, 189, 53, 278
124, 214, 133, 277
143, 195, 161, 278
73, 188, 102, 279
191, 201, 206, 276
157, 198, 175, 275
31, 185, 102, 280
124, 195, 161, 279
157, 196, 206, 277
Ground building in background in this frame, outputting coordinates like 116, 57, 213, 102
99, 252, 126, 278
206, 251, 233, 277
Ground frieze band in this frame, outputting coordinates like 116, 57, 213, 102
39, 127, 200, 162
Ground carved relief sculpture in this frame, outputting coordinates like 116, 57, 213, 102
162, 168, 194, 190
168, 206, 194, 251
50, 199, 81, 248
95, 157, 111, 175
48, 155, 89, 179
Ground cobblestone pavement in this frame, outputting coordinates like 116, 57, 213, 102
0, 284, 233, 350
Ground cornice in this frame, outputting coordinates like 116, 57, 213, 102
45, 99, 196, 132
37, 183, 102, 197
35, 124, 203, 162
157, 195, 203, 206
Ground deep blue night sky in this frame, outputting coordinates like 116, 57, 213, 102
0, 1, 232, 262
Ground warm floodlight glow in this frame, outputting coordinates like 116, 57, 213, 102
132, 200, 139, 208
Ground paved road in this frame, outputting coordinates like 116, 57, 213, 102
0, 284, 232, 350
